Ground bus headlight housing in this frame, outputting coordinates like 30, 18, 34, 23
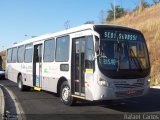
98, 77, 109, 87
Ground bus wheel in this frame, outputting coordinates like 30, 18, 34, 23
18, 75, 30, 91
60, 81, 76, 106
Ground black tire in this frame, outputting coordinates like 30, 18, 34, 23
60, 81, 76, 106
18, 75, 30, 91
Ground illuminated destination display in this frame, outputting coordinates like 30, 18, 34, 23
103, 31, 138, 41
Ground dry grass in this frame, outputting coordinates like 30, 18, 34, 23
109, 4, 160, 85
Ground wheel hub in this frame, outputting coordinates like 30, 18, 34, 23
62, 86, 70, 101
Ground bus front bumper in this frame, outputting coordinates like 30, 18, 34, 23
91, 85, 150, 101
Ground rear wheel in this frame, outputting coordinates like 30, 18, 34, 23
60, 81, 76, 106
18, 75, 30, 91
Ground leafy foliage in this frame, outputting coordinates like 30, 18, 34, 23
106, 4, 127, 21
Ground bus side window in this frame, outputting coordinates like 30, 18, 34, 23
7, 48, 12, 63
55, 36, 70, 62
17, 46, 25, 63
44, 39, 55, 62
24, 44, 33, 63
12, 47, 17, 63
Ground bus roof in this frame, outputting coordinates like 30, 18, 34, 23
9, 24, 140, 49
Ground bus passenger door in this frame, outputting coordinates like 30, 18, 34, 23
72, 37, 85, 97
33, 44, 42, 88
72, 36, 95, 99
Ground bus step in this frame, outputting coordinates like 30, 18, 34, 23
34, 87, 42, 91
71, 95, 85, 99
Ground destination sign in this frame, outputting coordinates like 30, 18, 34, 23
103, 31, 138, 41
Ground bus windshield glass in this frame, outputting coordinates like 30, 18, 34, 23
96, 29, 149, 71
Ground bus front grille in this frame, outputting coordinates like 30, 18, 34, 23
114, 82, 144, 90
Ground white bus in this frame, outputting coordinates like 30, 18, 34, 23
6, 24, 150, 105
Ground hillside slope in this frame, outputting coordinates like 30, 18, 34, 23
109, 4, 160, 85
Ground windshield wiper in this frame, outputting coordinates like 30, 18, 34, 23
129, 49, 142, 71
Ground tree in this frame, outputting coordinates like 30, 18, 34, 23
153, 0, 160, 4
106, 4, 127, 21
141, 0, 150, 8
133, 0, 150, 12
64, 20, 70, 29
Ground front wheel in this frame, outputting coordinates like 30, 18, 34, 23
60, 81, 76, 106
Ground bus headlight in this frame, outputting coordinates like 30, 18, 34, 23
98, 78, 109, 87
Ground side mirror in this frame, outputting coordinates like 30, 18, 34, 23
95, 36, 100, 52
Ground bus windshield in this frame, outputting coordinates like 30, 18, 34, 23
99, 39, 149, 70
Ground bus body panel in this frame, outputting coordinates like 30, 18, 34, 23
22, 63, 33, 87
42, 62, 71, 93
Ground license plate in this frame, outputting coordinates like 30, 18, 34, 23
127, 89, 136, 94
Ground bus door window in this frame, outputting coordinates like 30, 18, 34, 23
35, 46, 42, 62
75, 40, 79, 85
85, 36, 94, 70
